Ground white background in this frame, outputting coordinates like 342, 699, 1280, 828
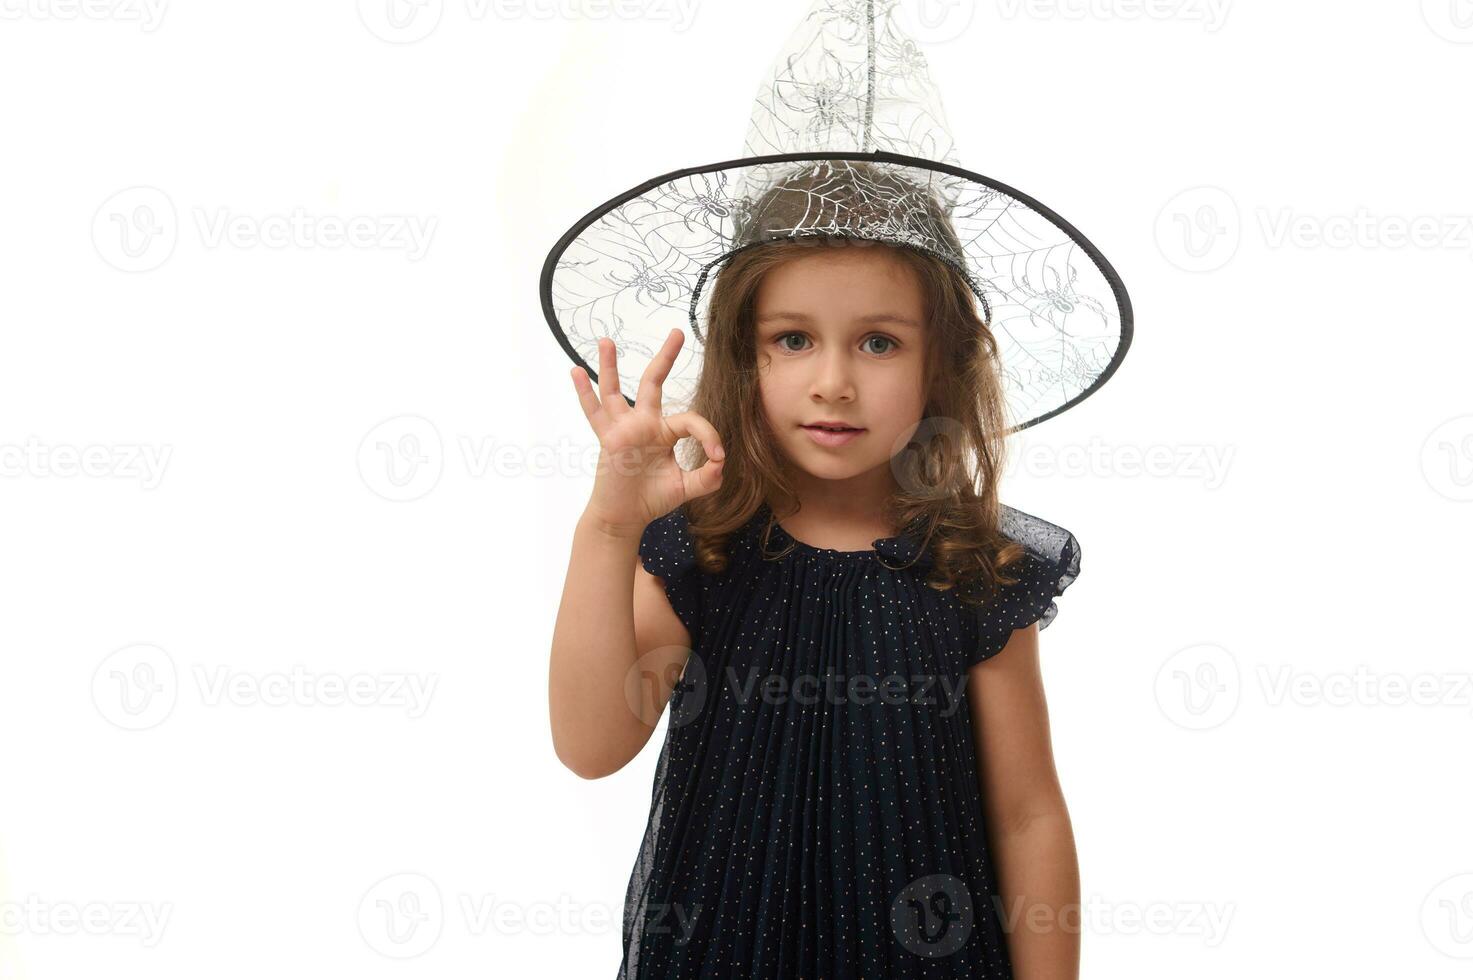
2, 0, 1471, 977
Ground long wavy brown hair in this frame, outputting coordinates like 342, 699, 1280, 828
674, 228, 1027, 605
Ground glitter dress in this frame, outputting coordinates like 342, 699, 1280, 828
620, 500, 1080, 978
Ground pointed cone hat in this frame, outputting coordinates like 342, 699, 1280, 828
539, 0, 1132, 432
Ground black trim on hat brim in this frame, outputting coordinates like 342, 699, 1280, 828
538, 149, 1133, 434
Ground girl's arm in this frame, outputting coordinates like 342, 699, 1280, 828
548, 510, 691, 779
547, 330, 724, 780
969, 623, 1081, 980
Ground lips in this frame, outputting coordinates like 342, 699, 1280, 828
800, 423, 866, 447
802, 422, 864, 432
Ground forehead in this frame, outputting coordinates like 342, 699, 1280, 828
753, 245, 924, 326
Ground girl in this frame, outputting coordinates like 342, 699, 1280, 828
549, 173, 1087, 977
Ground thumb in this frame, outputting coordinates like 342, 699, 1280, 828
680, 456, 725, 503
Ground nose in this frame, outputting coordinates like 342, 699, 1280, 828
809, 346, 856, 403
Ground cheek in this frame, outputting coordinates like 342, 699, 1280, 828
757, 357, 797, 400
875, 366, 926, 408
756, 364, 785, 422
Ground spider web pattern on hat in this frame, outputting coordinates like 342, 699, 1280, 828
541, 0, 1131, 432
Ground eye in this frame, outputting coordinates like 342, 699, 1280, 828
771, 332, 900, 355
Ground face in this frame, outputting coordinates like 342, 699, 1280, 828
754, 243, 929, 490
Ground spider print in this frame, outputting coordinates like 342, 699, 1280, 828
886, 37, 928, 79
660, 174, 734, 237
685, 193, 730, 225
1024, 264, 1111, 333
605, 256, 684, 308
771, 51, 863, 138
807, 0, 878, 44
580, 328, 658, 376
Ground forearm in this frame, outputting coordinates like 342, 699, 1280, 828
548, 510, 647, 777
989, 809, 1081, 980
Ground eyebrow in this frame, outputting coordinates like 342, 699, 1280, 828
755, 311, 922, 329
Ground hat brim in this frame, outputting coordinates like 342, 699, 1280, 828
540, 150, 1132, 433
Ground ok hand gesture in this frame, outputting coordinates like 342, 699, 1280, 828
571, 329, 726, 535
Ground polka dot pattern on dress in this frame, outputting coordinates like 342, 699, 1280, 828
625, 500, 1081, 978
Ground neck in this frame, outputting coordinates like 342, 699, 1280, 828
777, 462, 900, 534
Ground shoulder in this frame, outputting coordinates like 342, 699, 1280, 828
639, 504, 695, 576
999, 505, 1080, 574
968, 505, 1082, 666
637, 504, 705, 644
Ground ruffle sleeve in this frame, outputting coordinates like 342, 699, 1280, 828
968, 505, 1081, 667
638, 504, 704, 646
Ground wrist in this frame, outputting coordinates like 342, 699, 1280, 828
579, 509, 646, 543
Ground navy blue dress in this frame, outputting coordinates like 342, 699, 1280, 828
622, 500, 1080, 979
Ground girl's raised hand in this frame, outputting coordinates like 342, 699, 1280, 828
571, 329, 725, 535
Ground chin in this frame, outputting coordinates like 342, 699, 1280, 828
787, 447, 882, 480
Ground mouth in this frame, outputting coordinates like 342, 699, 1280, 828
800, 422, 866, 447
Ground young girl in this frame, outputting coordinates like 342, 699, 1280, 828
549, 168, 1087, 978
